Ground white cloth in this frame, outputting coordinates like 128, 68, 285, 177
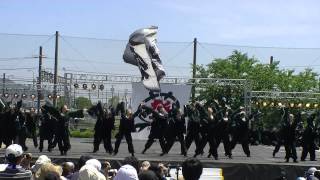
114, 164, 138, 180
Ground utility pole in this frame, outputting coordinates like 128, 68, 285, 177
53, 31, 59, 107
2, 73, 5, 96
37, 46, 43, 115
270, 56, 274, 65
191, 38, 197, 101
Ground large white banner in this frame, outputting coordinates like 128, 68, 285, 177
131, 82, 192, 140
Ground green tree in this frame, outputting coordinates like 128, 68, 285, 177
195, 50, 319, 128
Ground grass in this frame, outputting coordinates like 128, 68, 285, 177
70, 118, 120, 138
70, 129, 94, 138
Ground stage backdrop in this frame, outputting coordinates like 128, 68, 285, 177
131, 82, 192, 140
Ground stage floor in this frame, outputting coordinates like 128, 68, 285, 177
1, 138, 319, 180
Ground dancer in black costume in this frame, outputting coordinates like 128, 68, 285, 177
141, 104, 168, 155
114, 102, 139, 156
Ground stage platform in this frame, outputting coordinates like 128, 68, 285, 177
1, 138, 319, 180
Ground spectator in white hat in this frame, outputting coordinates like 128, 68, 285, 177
31, 155, 52, 174
78, 159, 106, 180
306, 167, 318, 180
0, 144, 32, 178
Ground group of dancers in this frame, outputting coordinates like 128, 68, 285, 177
89, 98, 255, 159
0, 97, 319, 163
0, 100, 83, 155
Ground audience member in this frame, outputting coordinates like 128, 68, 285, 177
31, 155, 52, 174
44, 172, 61, 180
148, 163, 166, 180
70, 155, 93, 180
306, 167, 318, 180
0, 144, 32, 179
34, 163, 63, 180
182, 158, 203, 180
139, 170, 159, 180
114, 156, 139, 180
20, 153, 32, 170
101, 160, 115, 180
62, 162, 75, 179
78, 159, 106, 180
140, 161, 150, 172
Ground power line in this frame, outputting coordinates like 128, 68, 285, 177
164, 41, 193, 63
199, 41, 320, 50
60, 35, 99, 72
0, 32, 53, 37
0, 57, 38, 62
0, 67, 36, 70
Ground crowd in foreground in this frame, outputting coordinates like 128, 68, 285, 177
0, 144, 204, 180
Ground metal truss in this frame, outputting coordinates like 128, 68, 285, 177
65, 73, 248, 85
251, 91, 320, 100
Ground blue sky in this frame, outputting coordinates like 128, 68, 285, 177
1, 0, 320, 78
1, 0, 320, 46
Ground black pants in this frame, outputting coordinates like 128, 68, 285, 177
39, 137, 53, 152
273, 142, 282, 156
301, 144, 316, 161
216, 134, 231, 156
165, 134, 186, 154
185, 127, 201, 150
94, 131, 113, 153
28, 130, 38, 147
195, 132, 218, 158
144, 132, 166, 153
17, 134, 28, 151
284, 142, 297, 160
56, 134, 71, 153
114, 131, 134, 153
230, 131, 250, 156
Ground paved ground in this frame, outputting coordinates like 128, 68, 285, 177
0, 138, 319, 167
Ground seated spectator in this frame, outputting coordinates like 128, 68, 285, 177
70, 155, 93, 180
34, 162, 64, 180
140, 161, 150, 172
114, 156, 139, 180
139, 170, 159, 180
43, 172, 61, 180
182, 158, 203, 180
62, 162, 75, 180
78, 159, 105, 180
0, 144, 32, 179
306, 167, 318, 180
31, 155, 52, 174
158, 163, 168, 179
148, 163, 166, 180
101, 161, 115, 180
20, 153, 32, 170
